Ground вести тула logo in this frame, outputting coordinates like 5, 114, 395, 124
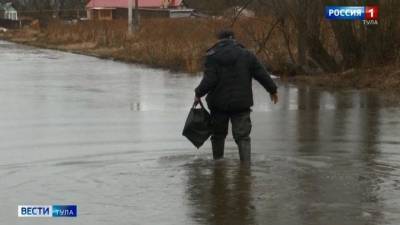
325, 5, 379, 25
18, 205, 77, 218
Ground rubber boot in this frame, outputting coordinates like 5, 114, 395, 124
238, 139, 251, 162
211, 139, 225, 160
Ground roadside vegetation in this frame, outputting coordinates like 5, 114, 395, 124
0, 0, 399, 90
0, 18, 296, 73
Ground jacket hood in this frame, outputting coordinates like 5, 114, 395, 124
211, 39, 243, 66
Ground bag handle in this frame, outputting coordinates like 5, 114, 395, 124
192, 99, 205, 109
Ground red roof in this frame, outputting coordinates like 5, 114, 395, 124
86, 0, 182, 9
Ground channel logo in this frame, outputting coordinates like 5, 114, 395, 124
18, 205, 77, 217
325, 6, 379, 24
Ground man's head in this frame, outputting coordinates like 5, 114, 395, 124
216, 29, 235, 40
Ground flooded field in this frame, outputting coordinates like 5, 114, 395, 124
0, 40, 399, 225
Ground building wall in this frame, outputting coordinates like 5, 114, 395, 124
114, 8, 170, 19
88, 9, 113, 20
87, 7, 193, 20
1, 9, 18, 21
137, 9, 170, 18
4, 10, 18, 20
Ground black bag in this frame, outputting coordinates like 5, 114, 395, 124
182, 100, 211, 148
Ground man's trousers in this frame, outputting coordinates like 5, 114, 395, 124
210, 110, 252, 161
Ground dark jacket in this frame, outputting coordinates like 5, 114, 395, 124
195, 39, 277, 112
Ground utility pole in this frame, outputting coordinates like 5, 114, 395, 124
128, 0, 133, 34
128, 0, 139, 34
133, 0, 139, 32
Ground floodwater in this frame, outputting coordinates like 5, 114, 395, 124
0, 40, 399, 225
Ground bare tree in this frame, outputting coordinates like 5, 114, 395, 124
13, 0, 86, 19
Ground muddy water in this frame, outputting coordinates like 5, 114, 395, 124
0, 40, 399, 225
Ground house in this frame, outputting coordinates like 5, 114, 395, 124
0, 2, 18, 21
86, 0, 194, 20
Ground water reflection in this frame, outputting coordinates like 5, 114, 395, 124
296, 86, 322, 153
293, 89, 384, 225
185, 161, 254, 225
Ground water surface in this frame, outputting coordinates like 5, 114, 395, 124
0, 40, 399, 225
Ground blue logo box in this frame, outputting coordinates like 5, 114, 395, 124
52, 205, 77, 217
325, 6, 365, 20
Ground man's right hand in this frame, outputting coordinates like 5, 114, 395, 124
270, 93, 278, 104
194, 96, 200, 106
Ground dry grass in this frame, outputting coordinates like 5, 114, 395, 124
2, 18, 399, 91
40, 18, 288, 73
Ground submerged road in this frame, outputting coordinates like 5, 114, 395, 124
0, 40, 400, 225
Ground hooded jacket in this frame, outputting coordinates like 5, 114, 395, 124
195, 39, 277, 112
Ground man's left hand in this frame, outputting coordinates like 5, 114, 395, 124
270, 93, 278, 104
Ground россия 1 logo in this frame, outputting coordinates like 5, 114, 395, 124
325, 6, 379, 25
18, 205, 77, 218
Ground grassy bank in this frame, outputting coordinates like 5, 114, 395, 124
1, 18, 291, 73
293, 65, 400, 91
1, 18, 399, 91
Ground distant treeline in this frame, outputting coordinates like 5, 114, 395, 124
185, 0, 400, 73
4, 0, 399, 73
1, 0, 86, 19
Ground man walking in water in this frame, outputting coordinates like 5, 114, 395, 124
194, 30, 278, 162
